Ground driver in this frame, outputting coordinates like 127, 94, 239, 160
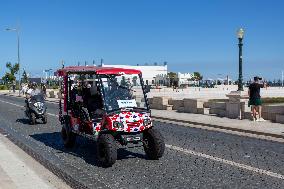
26, 82, 41, 98
25, 82, 41, 109
87, 81, 104, 116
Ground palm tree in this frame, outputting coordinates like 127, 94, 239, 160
167, 72, 177, 87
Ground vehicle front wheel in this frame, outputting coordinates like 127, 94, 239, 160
30, 113, 36, 125
143, 127, 165, 160
97, 134, 117, 167
42, 114, 47, 124
61, 123, 76, 148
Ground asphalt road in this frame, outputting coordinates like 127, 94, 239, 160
0, 94, 284, 189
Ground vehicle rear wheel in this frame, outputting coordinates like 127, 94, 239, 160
30, 113, 36, 125
61, 122, 76, 148
143, 127, 165, 160
42, 114, 47, 124
97, 134, 117, 167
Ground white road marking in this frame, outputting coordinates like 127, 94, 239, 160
47, 113, 59, 117
0, 99, 24, 108
1, 97, 284, 180
0, 99, 59, 117
166, 144, 284, 180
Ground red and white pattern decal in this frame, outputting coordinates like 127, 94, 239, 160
108, 112, 152, 132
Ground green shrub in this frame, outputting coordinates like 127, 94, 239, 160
0, 85, 8, 90
262, 97, 284, 104
52, 85, 59, 90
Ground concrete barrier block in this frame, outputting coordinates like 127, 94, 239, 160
57, 92, 62, 99
135, 97, 142, 103
210, 102, 226, 110
244, 112, 253, 120
209, 108, 218, 114
203, 108, 210, 115
225, 102, 240, 119
183, 98, 205, 109
276, 114, 284, 124
152, 97, 171, 105
262, 112, 277, 122
197, 108, 210, 114
203, 101, 212, 108
262, 105, 284, 114
172, 100, 184, 110
183, 106, 198, 113
177, 107, 184, 112
217, 109, 226, 117
150, 103, 173, 110
49, 91, 55, 98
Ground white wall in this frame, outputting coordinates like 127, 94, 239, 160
178, 72, 193, 85
102, 64, 168, 85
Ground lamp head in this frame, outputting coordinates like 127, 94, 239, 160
237, 28, 244, 39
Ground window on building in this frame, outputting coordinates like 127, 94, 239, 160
152, 80, 154, 84
146, 80, 148, 85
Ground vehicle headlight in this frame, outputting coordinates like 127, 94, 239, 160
34, 102, 44, 108
113, 121, 124, 129
143, 118, 151, 126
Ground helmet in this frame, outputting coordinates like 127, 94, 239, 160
32, 82, 37, 88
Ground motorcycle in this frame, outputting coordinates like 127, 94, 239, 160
25, 94, 47, 125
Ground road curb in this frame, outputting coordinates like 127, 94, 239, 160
152, 116, 284, 140
0, 127, 90, 189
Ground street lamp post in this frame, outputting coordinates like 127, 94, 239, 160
237, 28, 244, 91
6, 27, 21, 96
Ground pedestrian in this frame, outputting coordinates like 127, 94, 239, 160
248, 76, 266, 121
12, 81, 16, 93
41, 83, 47, 98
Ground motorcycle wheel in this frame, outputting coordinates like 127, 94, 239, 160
42, 114, 47, 124
30, 113, 36, 125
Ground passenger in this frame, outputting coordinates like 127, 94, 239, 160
87, 83, 104, 116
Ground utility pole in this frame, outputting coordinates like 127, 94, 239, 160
237, 28, 244, 91
6, 27, 21, 96
282, 70, 284, 88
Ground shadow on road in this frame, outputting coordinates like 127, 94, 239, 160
16, 118, 30, 125
30, 132, 147, 167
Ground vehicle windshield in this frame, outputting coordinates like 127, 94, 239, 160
30, 94, 44, 102
100, 74, 148, 112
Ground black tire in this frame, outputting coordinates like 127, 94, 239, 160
143, 127, 165, 160
42, 114, 47, 124
61, 122, 76, 148
30, 113, 36, 125
97, 134, 117, 167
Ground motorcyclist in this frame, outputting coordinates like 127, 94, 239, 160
25, 82, 41, 109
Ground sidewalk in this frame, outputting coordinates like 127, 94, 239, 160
0, 132, 70, 189
152, 109, 284, 139
1, 90, 284, 139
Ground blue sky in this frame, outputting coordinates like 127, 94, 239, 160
0, 0, 283, 80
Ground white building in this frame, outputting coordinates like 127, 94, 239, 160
101, 63, 168, 85
178, 72, 194, 86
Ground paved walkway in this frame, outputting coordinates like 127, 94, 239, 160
0, 133, 70, 189
151, 109, 284, 138
1, 90, 284, 139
